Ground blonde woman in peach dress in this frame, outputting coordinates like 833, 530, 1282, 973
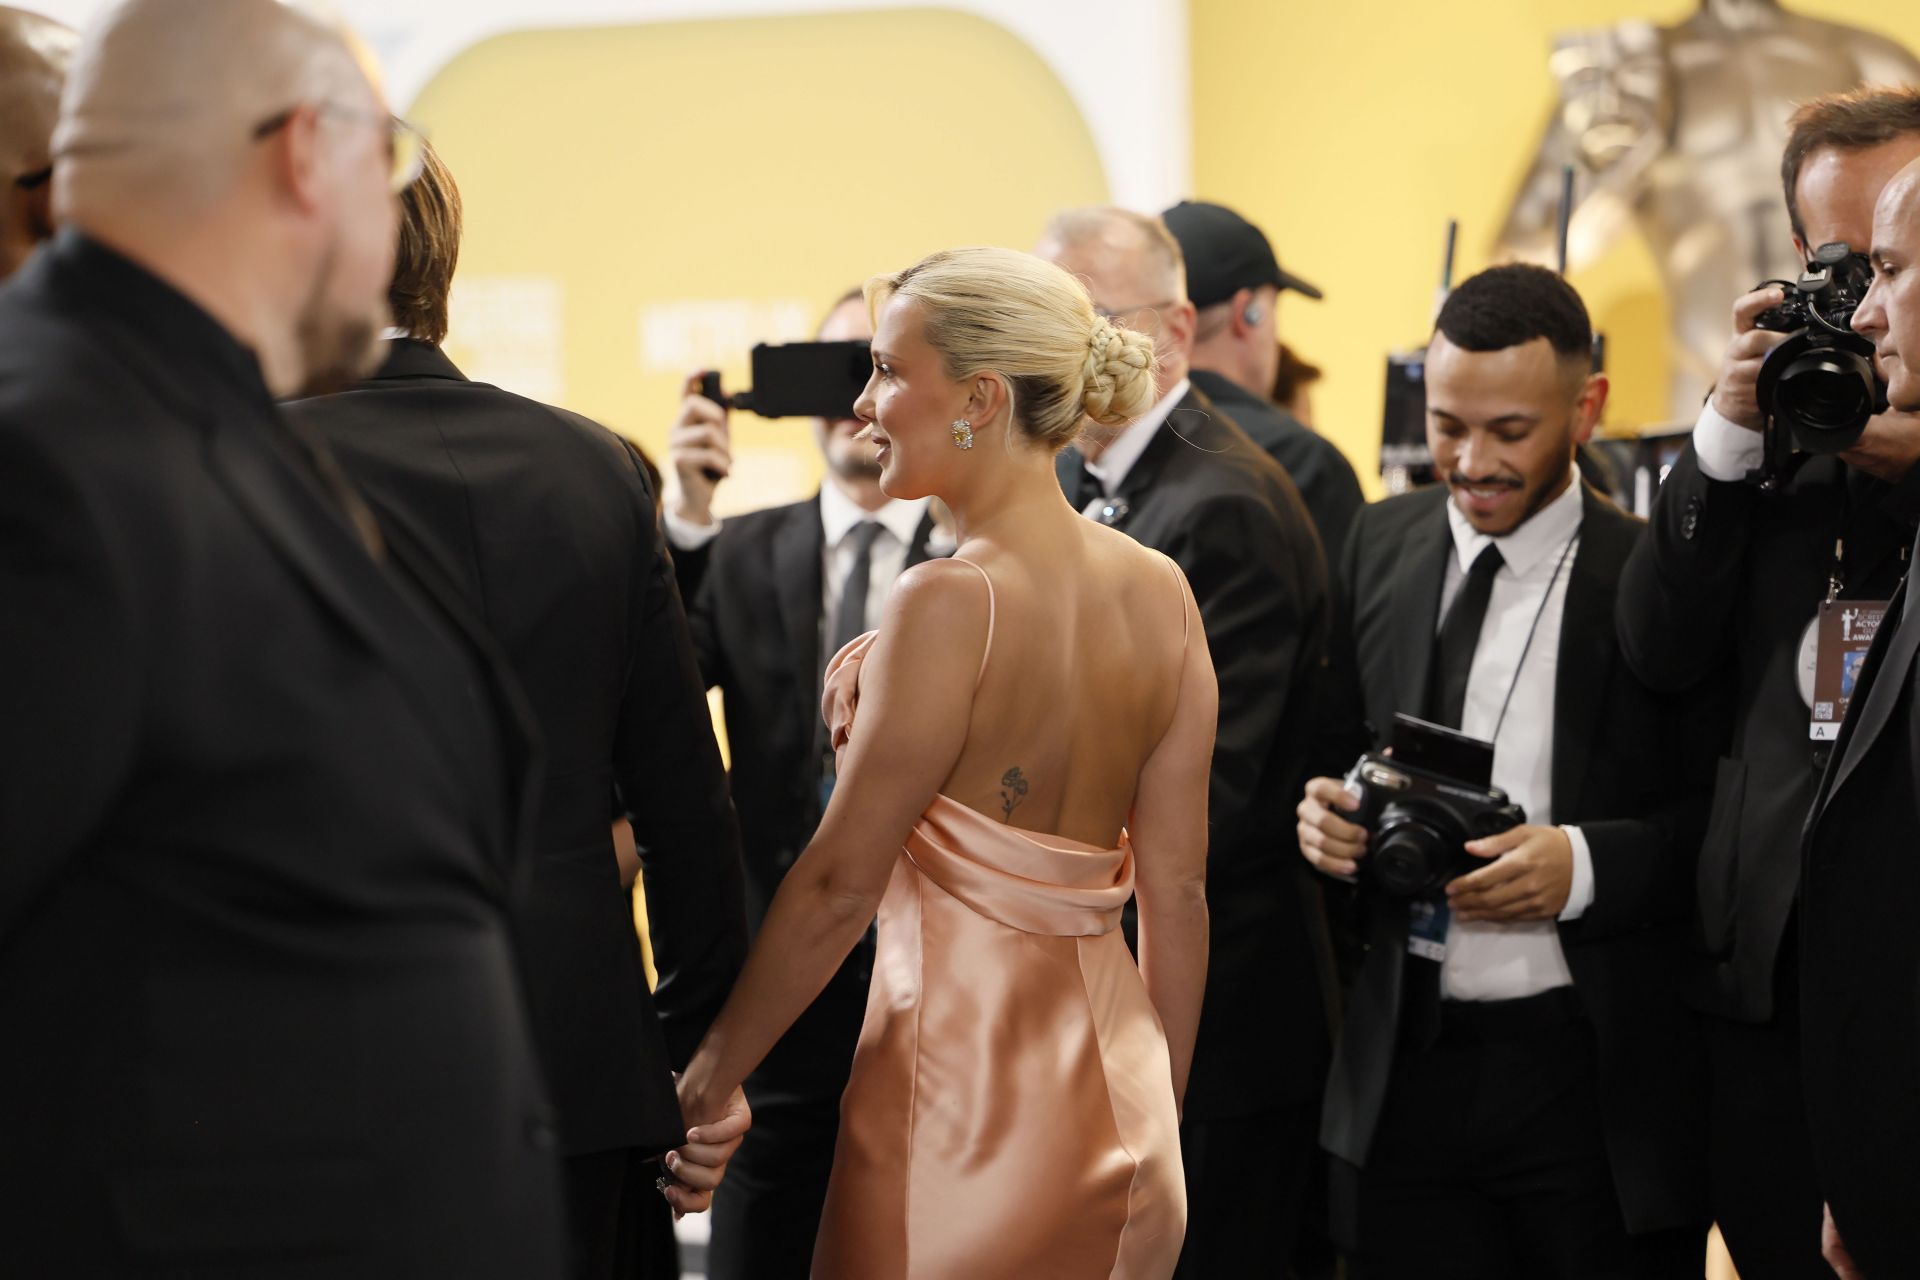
675, 247, 1216, 1279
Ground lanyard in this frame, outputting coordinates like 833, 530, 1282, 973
1486, 533, 1580, 749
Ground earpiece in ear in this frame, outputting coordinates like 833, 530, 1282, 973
1242, 302, 1263, 327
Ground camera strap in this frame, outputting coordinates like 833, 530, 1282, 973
1487, 532, 1580, 748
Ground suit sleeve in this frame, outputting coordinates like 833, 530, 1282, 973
1616, 442, 1757, 694
0, 425, 142, 940
1163, 491, 1319, 862
1570, 670, 1727, 940
609, 447, 748, 1067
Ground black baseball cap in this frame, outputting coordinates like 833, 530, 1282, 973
1162, 200, 1322, 308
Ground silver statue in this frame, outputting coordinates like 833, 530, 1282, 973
1495, 0, 1920, 423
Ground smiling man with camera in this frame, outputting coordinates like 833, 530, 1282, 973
1298, 264, 1712, 1279
1613, 86, 1920, 1280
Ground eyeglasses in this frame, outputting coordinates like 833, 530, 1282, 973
1093, 298, 1178, 322
253, 104, 427, 194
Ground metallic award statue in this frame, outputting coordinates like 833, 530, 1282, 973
1495, 0, 1920, 423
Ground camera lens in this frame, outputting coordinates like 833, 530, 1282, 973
1777, 352, 1877, 451
1371, 811, 1453, 898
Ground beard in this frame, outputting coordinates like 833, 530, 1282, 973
292, 242, 385, 399
829, 449, 884, 483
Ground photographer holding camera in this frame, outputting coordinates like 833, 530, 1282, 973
663, 291, 949, 1279
1298, 264, 1711, 1278
1614, 86, 1920, 1279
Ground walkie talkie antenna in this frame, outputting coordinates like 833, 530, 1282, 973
1434, 218, 1458, 320
1555, 163, 1575, 277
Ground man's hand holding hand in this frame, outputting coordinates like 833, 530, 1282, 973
1446, 824, 1573, 923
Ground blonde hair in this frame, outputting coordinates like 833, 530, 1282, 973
865, 246, 1158, 450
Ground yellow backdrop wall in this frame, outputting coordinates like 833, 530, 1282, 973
410, 9, 1107, 516
1190, 0, 1920, 494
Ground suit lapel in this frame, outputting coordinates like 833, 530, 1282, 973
207, 422, 516, 874
1821, 578, 1919, 812
1550, 488, 1622, 818
1389, 502, 1452, 718
777, 497, 827, 711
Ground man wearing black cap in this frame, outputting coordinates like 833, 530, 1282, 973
1165, 200, 1366, 566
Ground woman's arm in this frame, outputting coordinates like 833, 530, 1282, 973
1128, 580, 1217, 1108
675, 560, 990, 1122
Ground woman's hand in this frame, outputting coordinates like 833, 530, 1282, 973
661, 1076, 752, 1219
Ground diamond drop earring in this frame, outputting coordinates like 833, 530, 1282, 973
950, 419, 974, 450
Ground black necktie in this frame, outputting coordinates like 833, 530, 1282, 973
1427, 544, 1504, 729
829, 522, 886, 661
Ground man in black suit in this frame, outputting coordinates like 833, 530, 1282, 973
662, 291, 948, 1278
0, 6, 72, 279
284, 144, 750, 1277
0, 2, 568, 1273
1799, 156, 1920, 1280
1613, 85, 1920, 1279
1036, 205, 1334, 1278
1298, 265, 1710, 1278
1162, 199, 1366, 567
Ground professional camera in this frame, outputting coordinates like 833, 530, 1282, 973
1343, 716, 1527, 899
1752, 241, 1888, 458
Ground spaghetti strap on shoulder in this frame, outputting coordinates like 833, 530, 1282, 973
1160, 552, 1191, 649
950, 557, 997, 689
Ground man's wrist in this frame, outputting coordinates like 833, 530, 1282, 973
1693, 399, 1766, 483
663, 504, 722, 551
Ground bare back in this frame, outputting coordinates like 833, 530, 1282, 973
938, 520, 1200, 848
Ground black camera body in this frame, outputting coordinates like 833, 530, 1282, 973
1343, 750, 1526, 900
1752, 241, 1888, 459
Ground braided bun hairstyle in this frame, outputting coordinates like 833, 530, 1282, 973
865, 246, 1160, 451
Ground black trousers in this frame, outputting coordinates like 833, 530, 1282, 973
1705, 932, 1826, 1280
707, 1096, 841, 1280
1334, 993, 1699, 1280
563, 1147, 679, 1280
1174, 1100, 1318, 1278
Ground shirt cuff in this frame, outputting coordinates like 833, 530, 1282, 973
1557, 825, 1595, 922
663, 508, 723, 551
1692, 400, 1765, 483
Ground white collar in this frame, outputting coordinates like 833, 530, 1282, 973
1445, 468, 1585, 578
1085, 376, 1191, 495
818, 480, 931, 550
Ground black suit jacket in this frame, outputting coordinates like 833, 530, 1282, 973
1189, 368, 1366, 569
1057, 388, 1335, 1116
1798, 563, 1920, 1275
286, 339, 747, 1158
1320, 483, 1711, 1234
1616, 444, 1920, 1021
0, 234, 567, 1273
672, 496, 939, 1106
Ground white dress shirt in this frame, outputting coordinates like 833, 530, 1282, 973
662, 484, 939, 639
816, 482, 937, 639
1084, 377, 1191, 499
1692, 398, 1765, 482
1437, 474, 1595, 1002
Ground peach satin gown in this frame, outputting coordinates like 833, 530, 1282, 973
810, 559, 1187, 1279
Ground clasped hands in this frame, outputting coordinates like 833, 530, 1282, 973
1295, 777, 1573, 921
658, 1077, 752, 1219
